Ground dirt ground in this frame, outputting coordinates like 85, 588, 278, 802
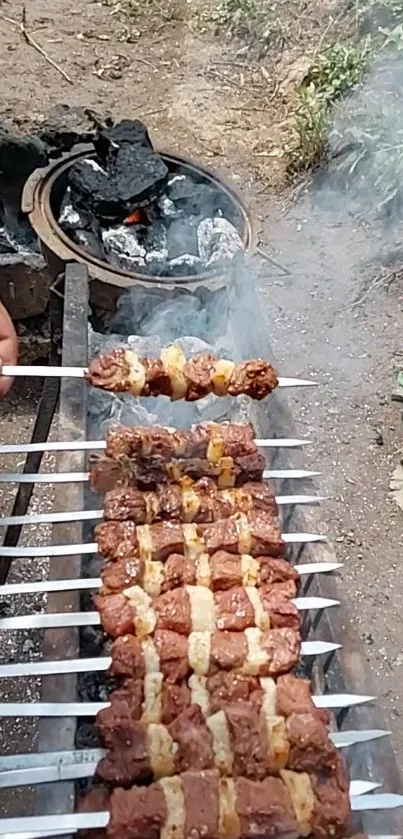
0, 0, 403, 811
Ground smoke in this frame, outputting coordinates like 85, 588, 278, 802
87, 255, 268, 437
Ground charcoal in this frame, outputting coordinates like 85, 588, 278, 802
167, 176, 222, 216
197, 217, 243, 265
94, 119, 153, 166
68, 145, 168, 221
73, 229, 106, 261
0, 227, 17, 254
102, 225, 146, 260
168, 253, 203, 274
112, 144, 168, 208
166, 215, 200, 258
157, 194, 179, 217
0, 125, 48, 188
59, 187, 92, 230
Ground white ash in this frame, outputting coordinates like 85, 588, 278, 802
197, 217, 243, 266
167, 174, 186, 187
169, 254, 202, 268
157, 195, 179, 217
84, 158, 107, 174
59, 186, 87, 230
102, 225, 146, 262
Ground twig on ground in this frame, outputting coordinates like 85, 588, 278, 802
256, 246, 292, 276
350, 269, 396, 309
0, 5, 74, 85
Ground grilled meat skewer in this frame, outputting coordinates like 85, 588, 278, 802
101, 552, 299, 598
94, 581, 300, 640
90, 452, 266, 492
98, 672, 330, 729
95, 512, 285, 563
102, 479, 278, 525
109, 627, 301, 682
104, 422, 258, 461
86, 346, 279, 401
95, 697, 339, 785
78, 762, 350, 839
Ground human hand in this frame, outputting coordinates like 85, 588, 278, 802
0, 301, 18, 397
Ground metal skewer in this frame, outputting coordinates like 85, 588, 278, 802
0, 532, 327, 558
0, 495, 326, 528
0, 641, 341, 678
0, 366, 317, 389
0, 468, 322, 484
0, 787, 400, 835
0, 562, 343, 597
0, 691, 375, 717
0, 597, 340, 632
0, 438, 312, 455
0, 732, 391, 787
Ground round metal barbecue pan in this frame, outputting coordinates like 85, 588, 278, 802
22, 147, 254, 305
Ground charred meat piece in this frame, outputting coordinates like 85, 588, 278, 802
100, 552, 299, 598
95, 582, 301, 639
93, 765, 350, 839
90, 452, 267, 493
95, 512, 284, 563
86, 346, 279, 401
102, 479, 277, 525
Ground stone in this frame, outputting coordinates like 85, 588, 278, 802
0, 252, 51, 319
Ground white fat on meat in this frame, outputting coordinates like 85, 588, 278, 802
125, 350, 146, 396
211, 360, 235, 396
280, 769, 315, 837
206, 710, 233, 775
147, 723, 176, 778
143, 560, 164, 597
186, 586, 216, 632
141, 637, 161, 673
218, 778, 241, 839
123, 585, 157, 637
188, 674, 210, 715
240, 555, 260, 587
244, 587, 270, 631
242, 628, 269, 675
181, 487, 201, 522
195, 553, 211, 587
160, 346, 187, 401
141, 672, 164, 724
217, 457, 237, 489
159, 776, 186, 839
235, 514, 252, 555
206, 434, 225, 464
183, 523, 204, 560
188, 631, 211, 675
137, 525, 153, 562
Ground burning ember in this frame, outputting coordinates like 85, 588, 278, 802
58, 119, 245, 277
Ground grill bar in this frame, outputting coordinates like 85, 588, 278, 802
0, 562, 343, 596
1, 366, 318, 389
0, 438, 312, 455
0, 692, 376, 716
0, 495, 326, 528
0, 641, 341, 677
0, 468, 322, 484
0, 597, 340, 631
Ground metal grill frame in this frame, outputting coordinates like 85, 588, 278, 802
2, 260, 399, 834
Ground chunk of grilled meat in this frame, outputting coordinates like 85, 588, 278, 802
94, 582, 301, 639
100, 552, 299, 598
95, 512, 285, 563
86, 346, 279, 402
79, 763, 351, 839
107, 626, 301, 683
105, 422, 257, 461
103, 479, 277, 525
96, 672, 330, 727
90, 452, 267, 493
95, 698, 338, 786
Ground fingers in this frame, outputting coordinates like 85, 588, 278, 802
0, 302, 18, 397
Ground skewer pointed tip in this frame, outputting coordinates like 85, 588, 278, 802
278, 377, 318, 388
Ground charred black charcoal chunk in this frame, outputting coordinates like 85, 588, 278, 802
72, 229, 107, 261
76, 720, 100, 749
94, 119, 153, 166
37, 104, 112, 154
112, 144, 168, 208
68, 146, 168, 222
